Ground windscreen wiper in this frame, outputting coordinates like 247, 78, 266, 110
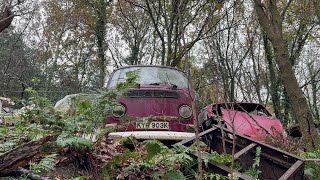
148, 83, 160, 85
148, 82, 177, 90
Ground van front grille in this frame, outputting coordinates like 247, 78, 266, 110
127, 90, 179, 98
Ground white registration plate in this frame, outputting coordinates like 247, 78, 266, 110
136, 121, 169, 129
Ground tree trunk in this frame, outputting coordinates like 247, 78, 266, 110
253, 0, 318, 148
263, 34, 281, 118
95, 0, 108, 88
0, 136, 53, 175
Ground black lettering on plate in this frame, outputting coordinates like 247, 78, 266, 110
164, 123, 169, 129
136, 123, 142, 128
159, 123, 164, 128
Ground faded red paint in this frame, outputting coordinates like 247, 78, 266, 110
207, 104, 214, 119
221, 108, 285, 141
106, 65, 195, 133
107, 85, 194, 131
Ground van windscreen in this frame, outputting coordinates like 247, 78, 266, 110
108, 66, 189, 88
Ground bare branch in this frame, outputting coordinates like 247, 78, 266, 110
280, 0, 294, 21
0, 7, 14, 32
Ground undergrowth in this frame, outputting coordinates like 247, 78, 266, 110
102, 139, 234, 180
1, 70, 319, 179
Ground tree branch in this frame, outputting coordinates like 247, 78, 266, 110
280, 0, 294, 21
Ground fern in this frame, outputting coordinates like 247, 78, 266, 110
203, 171, 230, 180
189, 141, 208, 151
165, 149, 193, 170
153, 170, 186, 180
30, 154, 57, 174
143, 140, 169, 161
126, 162, 152, 171
172, 143, 190, 153
204, 151, 233, 164
56, 131, 93, 150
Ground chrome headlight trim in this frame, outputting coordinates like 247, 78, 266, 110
112, 104, 126, 118
179, 105, 192, 119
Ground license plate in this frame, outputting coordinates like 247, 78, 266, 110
136, 121, 169, 129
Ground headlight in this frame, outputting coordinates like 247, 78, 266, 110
112, 104, 126, 118
179, 105, 192, 119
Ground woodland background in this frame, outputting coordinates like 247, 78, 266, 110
1, 0, 320, 137
1, 0, 320, 178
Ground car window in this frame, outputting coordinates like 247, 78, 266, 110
108, 67, 189, 88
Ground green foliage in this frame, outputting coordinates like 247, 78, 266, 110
0, 59, 139, 155
30, 154, 57, 174
68, 177, 86, 180
115, 69, 140, 92
1, 87, 122, 178
202, 150, 233, 168
56, 131, 93, 150
244, 147, 261, 179
0, 123, 47, 154
203, 171, 229, 180
143, 140, 169, 161
17, 88, 61, 131
103, 148, 142, 178
126, 162, 152, 171
170, 144, 194, 168
62, 91, 118, 134
152, 170, 186, 180
25, 87, 52, 107
103, 140, 195, 179
50, 90, 120, 149
189, 141, 208, 150
299, 148, 320, 179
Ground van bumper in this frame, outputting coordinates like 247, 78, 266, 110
109, 131, 195, 140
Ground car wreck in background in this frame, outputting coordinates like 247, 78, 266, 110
198, 102, 286, 142
106, 65, 196, 140
0, 97, 15, 125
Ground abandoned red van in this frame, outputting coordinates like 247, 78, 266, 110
106, 65, 196, 140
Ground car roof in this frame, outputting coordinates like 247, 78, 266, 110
211, 102, 265, 106
208, 102, 272, 116
112, 65, 186, 73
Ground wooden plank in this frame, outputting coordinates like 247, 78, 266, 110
234, 143, 256, 159
193, 152, 255, 180
178, 126, 217, 145
211, 125, 303, 160
278, 160, 304, 180
216, 136, 295, 168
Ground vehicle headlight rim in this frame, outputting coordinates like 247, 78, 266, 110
112, 104, 126, 118
179, 105, 192, 119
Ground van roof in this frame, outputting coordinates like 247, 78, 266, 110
114, 65, 185, 73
